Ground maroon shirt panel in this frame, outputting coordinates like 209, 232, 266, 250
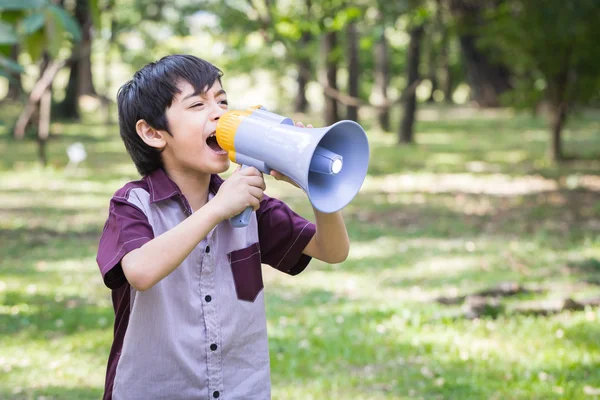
103, 284, 130, 400
96, 181, 155, 290
256, 194, 316, 275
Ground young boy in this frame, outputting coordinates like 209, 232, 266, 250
96, 54, 350, 400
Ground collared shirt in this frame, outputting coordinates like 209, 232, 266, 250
96, 168, 316, 400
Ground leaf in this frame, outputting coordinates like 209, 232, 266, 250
0, 0, 46, 10
0, 44, 11, 57
0, 21, 19, 45
47, 4, 81, 42
0, 10, 26, 24
0, 53, 24, 73
89, 0, 102, 30
0, 20, 18, 45
345, 6, 362, 20
23, 28, 45, 61
45, 7, 66, 58
21, 12, 45, 34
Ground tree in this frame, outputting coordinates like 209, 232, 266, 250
5, 44, 22, 101
57, 0, 97, 120
399, 21, 425, 143
345, 20, 359, 122
480, 0, 600, 161
449, 0, 512, 107
1, 0, 82, 165
322, 30, 339, 125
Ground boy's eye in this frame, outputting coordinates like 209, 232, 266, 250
190, 103, 204, 108
219, 100, 228, 106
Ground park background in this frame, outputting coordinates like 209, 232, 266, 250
1, 0, 600, 399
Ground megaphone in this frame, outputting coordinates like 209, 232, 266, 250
216, 105, 370, 228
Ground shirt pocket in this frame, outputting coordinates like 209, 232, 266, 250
227, 242, 264, 302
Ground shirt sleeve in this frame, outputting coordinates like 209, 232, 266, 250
96, 196, 154, 289
256, 194, 316, 275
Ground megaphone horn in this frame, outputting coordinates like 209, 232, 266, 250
216, 106, 370, 228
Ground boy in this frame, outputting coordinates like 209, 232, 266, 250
96, 54, 350, 400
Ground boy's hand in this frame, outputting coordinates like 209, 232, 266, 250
269, 121, 313, 189
213, 166, 266, 220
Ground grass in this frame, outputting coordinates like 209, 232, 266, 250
1, 103, 600, 399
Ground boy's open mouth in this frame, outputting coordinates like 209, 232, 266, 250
206, 133, 227, 155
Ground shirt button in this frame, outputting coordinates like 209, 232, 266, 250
205, 245, 210, 253
205, 295, 212, 302
210, 343, 218, 351
213, 391, 220, 398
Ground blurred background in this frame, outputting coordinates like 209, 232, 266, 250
1, 0, 600, 399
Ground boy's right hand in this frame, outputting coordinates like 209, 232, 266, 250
212, 166, 266, 220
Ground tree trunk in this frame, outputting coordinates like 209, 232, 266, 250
14, 58, 68, 140
399, 24, 425, 144
346, 21, 359, 122
58, 0, 96, 119
103, 0, 116, 124
549, 104, 567, 162
426, 3, 442, 103
6, 44, 23, 101
295, 31, 311, 113
458, 34, 511, 107
373, 25, 390, 131
439, 18, 452, 103
38, 82, 52, 166
76, 0, 96, 96
449, 0, 511, 107
322, 31, 339, 126
426, 39, 438, 103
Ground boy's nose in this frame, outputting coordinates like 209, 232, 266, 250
211, 104, 225, 121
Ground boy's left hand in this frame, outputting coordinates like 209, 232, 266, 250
269, 121, 313, 189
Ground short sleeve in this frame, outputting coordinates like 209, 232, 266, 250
96, 196, 154, 289
256, 194, 316, 275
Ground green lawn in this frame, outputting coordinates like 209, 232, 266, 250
1, 105, 600, 399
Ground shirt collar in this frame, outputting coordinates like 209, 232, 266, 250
146, 168, 224, 205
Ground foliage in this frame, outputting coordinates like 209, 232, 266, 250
479, 0, 600, 110
0, 0, 81, 76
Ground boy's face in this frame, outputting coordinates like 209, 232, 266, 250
161, 79, 230, 174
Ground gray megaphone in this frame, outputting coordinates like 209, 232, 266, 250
216, 105, 370, 228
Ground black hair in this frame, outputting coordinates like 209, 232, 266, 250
116, 54, 223, 176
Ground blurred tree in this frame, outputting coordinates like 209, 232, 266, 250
295, 0, 312, 113
322, 30, 339, 125
480, 0, 600, 161
424, 0, 441, 103
1, 0, 83, 165
371, 9, 390, 130
57, 0, 97, 120
449, 0, 512, 107
437, 0, 453, 103
5, 44, 22, 101
399, 19, 425, 143
345, 20, 359, 121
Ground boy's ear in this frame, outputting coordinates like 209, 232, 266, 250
135, 119, 167, 149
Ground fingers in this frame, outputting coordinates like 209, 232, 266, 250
294, 121, 314, 128
247, 193, 261, 211
248, 186, 264, 202
245, 175, 266, 190
270, 170, 283, 180
238, 166, 262, 177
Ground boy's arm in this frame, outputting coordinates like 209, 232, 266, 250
302, 209, 349, 264
121, 201, 223, 291
122, 167, 265, 291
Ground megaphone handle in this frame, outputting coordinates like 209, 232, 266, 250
229, 165, 253, 228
